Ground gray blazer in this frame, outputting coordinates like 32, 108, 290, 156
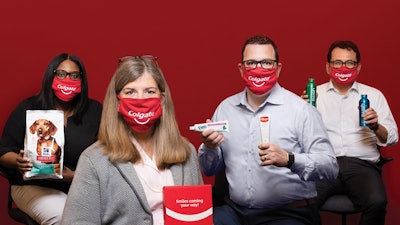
61, 141, 203, 225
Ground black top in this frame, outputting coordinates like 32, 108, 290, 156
0, 96, 102, 193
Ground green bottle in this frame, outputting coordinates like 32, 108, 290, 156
306, 78, 316, 106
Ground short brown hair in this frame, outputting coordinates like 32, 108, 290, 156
241, 35, 279, 62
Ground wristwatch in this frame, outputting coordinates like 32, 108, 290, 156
287, 152, 295, 168
369, 123, 379, 131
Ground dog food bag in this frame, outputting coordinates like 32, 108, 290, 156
24, 110, 64, 180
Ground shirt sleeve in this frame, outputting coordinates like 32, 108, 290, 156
291, 105, 339, 181
374, 90, 398, 146
198, 143, 225, 176
61, 150, 101, 225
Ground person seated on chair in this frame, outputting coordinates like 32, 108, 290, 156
198, 35, 339, 225
0, 53, 102, 225
301, 40, 399, 225
61, 55, 203, 225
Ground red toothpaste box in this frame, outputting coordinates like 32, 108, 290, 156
163, 184, 213, 225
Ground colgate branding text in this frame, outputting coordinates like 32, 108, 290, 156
335, 72, 352, 79
57, 84, 77, 92
128, 111, 155, 119
248, 76, 270, 83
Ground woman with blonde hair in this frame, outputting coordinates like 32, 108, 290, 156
62, 55, 203, 225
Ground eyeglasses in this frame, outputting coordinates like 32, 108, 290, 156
53, 70, 82, 80
118, 55, 158, 66
330, 60, 358, 69
241, 59, 277, 71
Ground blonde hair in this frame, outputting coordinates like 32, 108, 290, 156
98, 56, 191, 168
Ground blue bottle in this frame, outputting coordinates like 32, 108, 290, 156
359, 94, 370, 126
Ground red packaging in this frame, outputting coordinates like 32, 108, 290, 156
163, 184, 213, 225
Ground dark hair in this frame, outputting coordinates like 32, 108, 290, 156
241, 35, 279, 62
327, 40, 360, 63
36, 53, 89, 124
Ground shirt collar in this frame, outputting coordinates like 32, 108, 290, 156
238, 83, 284, 110
327, 80, 360, 94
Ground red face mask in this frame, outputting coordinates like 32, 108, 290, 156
52, 77, 82, 102
329, 67, 358, 86
241, 67, 277, 95
118, 97, 162, 133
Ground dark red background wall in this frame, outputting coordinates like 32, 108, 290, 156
1, 0, 399, 224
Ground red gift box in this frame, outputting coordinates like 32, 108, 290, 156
163, 184, 213, 225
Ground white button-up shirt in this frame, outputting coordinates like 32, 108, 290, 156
316, 81, 398, 162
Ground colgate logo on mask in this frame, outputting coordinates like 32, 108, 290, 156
242, 67, 278, 95
128, 111, 155, 124
330, 67, 358, 85
248, 76, 270, 87
334, 72, 352, 81
57, 84, 77, 95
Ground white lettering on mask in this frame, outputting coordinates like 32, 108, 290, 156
57, 84, 77, 95
248, 76, 270, 87
335, 72, 352, 81
128, 111, 155, 124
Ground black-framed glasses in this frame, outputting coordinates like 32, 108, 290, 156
330, 60, 358, 69
118, 55, 158, 66
53, 70, 82, 80
241, 59, 277, 71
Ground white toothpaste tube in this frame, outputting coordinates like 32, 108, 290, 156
259, 115, 270, 143
189, 121, 229, 132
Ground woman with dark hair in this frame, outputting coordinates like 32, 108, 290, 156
0, 53, 102, 225
61, 55, 203, 225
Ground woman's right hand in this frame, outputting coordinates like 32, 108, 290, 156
16, 150, 32, 174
